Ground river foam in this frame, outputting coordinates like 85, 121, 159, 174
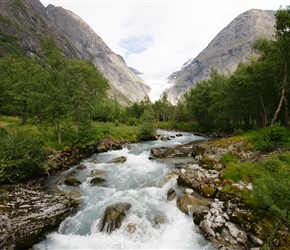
34, 130, 214, 250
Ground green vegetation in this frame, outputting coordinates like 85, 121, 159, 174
0, 128, 46, 183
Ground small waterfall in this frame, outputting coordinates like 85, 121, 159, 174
34, 130, 214, 249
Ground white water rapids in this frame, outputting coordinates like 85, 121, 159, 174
34, 130, 215, 250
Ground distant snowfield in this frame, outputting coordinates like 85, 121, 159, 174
139, 66, 179, 102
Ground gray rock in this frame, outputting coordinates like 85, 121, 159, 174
99, 203, 131, 233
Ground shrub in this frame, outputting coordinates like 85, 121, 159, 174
128, 117, 138, 126
137, 108, 156, 141
268, 122, 286, 143
0, 129, 47, 184
253, 153, 290, 223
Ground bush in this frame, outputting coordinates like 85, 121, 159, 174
249, 124, 287, 152
127, 117, 138, 126
137, 108, 156, 141
0, 129, 47, 184
268, 122, 286, 143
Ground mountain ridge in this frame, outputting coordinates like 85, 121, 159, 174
0, 0, 150, 105
165, 9, 276, 104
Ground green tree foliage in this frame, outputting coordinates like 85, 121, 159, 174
137, 107, 157, 141
184, 70, 228, 129
0, 129, 46, 184
64, 59, 109, 130
0, 56, 44, 123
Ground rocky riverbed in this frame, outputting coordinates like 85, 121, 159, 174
151, 137, 289, 249
0, 135, 289, 249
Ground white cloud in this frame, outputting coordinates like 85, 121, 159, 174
40, 0, 289, 100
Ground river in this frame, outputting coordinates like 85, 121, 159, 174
34, 130, 215, 249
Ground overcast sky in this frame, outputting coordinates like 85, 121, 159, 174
39, 0, 288, 100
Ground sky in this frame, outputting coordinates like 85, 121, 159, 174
39, 0, 289, 101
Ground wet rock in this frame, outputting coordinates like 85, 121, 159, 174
177, 194, 210, 215
150, 141, 203, 158
99, 203, 131, 233
91, 169, 106, 175
160, 135, 171, 141
167, 188, 176, 201
77, 164, 87, 170
96, 138, 123, 153
90, 177, 106, 185
108, 156, 127, 163
64, 177, 82, 186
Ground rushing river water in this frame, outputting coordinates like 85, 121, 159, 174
34, 130, 215, 249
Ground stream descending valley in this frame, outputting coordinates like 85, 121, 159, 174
34, 130, 215, 249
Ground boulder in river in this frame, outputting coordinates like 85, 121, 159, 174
90, 177, 106, 185
99, 203, 131, 233
108, 156, 127, 163
91, 169, 106, 175
64, 177, 82, 186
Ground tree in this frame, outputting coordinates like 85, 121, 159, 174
253, 6, 290, 127
32, 37, 68, 145
64, 59, 109, 131
137, 106, 157, 141
0, 56, 44, 123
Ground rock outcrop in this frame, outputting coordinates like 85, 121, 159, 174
0, 178, 79, 250
165, 9, 276, 104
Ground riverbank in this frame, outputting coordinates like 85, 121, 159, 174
1, 131, 289, 249
151, 136, 290, 249
0, 177, 79, 249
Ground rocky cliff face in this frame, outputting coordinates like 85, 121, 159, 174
165, 9, 276, 104
46, 5, 150, 105
0, 0, 150, 105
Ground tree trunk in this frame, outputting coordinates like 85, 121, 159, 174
259, 93, 267, 127
271, 63, 288, 127
271, 87, 286, 127
56, 123, 62, 145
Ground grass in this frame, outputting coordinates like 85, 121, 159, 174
0, 116, 21, 127
0, 117, 140, 150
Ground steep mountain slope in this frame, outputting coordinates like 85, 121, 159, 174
46, 5, 150, 105
0, 0, 150, 105
165, 9, 276, 104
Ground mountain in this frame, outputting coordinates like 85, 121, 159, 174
0, 0, 150, 105
165, 9, 276, 104
129, 67, 143, 75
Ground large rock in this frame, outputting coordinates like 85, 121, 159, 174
90, 177, 106, 185
108, 156, 127, 164
0, 179, 79, 250
177, 193, 210, 215
64, 176, 82, 186
99, 203, 131, 233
